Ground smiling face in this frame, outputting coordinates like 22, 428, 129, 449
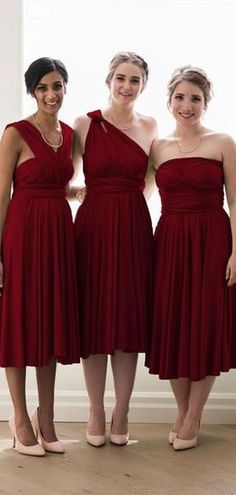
109, 62, 144, 107
170, 80, 205, 127
34, 70, 65, 116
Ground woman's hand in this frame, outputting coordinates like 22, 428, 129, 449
76, 187, 87, 204
226, 253, 236, 286
0, 261, 3, 294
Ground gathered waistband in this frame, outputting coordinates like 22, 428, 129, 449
13, 185, 66, 199
86, 177, 144, 194
160, 190, 224, 214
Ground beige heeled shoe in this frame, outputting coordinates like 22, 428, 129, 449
9, 417, 45, 457
86, 431, 106, 447
110, 432, 129, 446
173, 435, 198, 450
31, 408, 64, 454
86, 411, 106, 447
168, 430, 178, 445
110, 414, 129, 446
173, 418, 200, 450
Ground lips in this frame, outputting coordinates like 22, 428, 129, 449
45, 102, 58, 106
179, 113, 194, 118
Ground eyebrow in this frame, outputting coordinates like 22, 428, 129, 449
175, 92, 203, 98
115, 73, 141, 80
37, 80, 63, 86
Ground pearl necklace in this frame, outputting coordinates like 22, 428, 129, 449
108, 112, 135, 131
174, 128, 203, 154
33, 114, 63, 148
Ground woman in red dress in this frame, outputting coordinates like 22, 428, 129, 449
74, 52, 157, 446
0, 57, 80, 456
146, 66, 236, 450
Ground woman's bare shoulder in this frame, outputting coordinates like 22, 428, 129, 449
73, 114, 91, 130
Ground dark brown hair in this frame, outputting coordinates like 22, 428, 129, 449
25, 57, 68, 95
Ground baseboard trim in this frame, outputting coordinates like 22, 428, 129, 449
1, 389, 236, 424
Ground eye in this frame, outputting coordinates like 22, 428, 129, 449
131, 78, 141, 85
192, 96, 202, 103
36, 85, 47, 92
115, 75, 125, 81
53, 83, 63, 90
174, 94, 184, 100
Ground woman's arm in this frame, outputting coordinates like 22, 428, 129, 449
67, 116, 91, 202
222, 134, 236, 286
0, 127, 21, 288
143, 119, 158, 200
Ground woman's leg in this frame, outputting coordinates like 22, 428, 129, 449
170, 378, 191, 433
110, 351, 138, 434
178, 376, 216, 440
5, 367, 37, 446
36, 359, 58, 442
82, 354, 108, 435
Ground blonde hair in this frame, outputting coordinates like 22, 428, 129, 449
105, 51, 149, 86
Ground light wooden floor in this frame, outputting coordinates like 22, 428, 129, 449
0, 422, 236, 495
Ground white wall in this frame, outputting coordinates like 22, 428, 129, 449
0, 0, 236, 424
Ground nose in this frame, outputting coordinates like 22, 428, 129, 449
122, 80, 131, 91
182, 99, 192, 111
46, 88, 57, 100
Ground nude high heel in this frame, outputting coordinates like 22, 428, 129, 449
8, 417, 45, 457
173, 435, 198, 450
31, 408, 64, 454
173, 419, 200, 451
86, 431, 106, 447
109, 413, 129, 446
168, 430, 178, 445
86, 410, 106, 447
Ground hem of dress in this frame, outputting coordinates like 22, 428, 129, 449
146, 366, 234, 382
81, 347, 146, 359
0, 357, 81, 367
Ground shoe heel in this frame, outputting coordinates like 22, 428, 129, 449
31, 408, 64, 454
168, 430, 177, 445
8, 416, 45, 457
110, 413, 129, 446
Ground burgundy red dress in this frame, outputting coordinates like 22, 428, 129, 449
0, 120, 80, 367
75, 110, 153, 358
146, 157, 236, 380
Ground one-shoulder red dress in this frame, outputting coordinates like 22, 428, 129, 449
75, 110, 153, 358
146, 157, 236, 380
0, 120, 80, 367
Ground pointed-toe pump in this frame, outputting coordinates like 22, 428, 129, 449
110, 432, 129, 446
31, 408, 64, 454
86, 411, 106, 447
86, 430, 106, 447
173, 435, 198, 450
110, 414, 129, 446
9, 417, 45, 457
168, 430, 178, 445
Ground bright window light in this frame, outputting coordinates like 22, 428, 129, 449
23, 0, 236, 223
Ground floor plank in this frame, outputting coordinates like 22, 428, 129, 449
0, 422, 236, 495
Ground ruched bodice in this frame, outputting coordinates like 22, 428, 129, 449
156, 157, 224, 214
83, 110, 148, 181
75, 109, 153, 357
146, 157, 236, 380
11, 120, 73, 189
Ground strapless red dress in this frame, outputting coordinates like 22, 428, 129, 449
146, 157, 236, 380
0, 120, 80, 367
